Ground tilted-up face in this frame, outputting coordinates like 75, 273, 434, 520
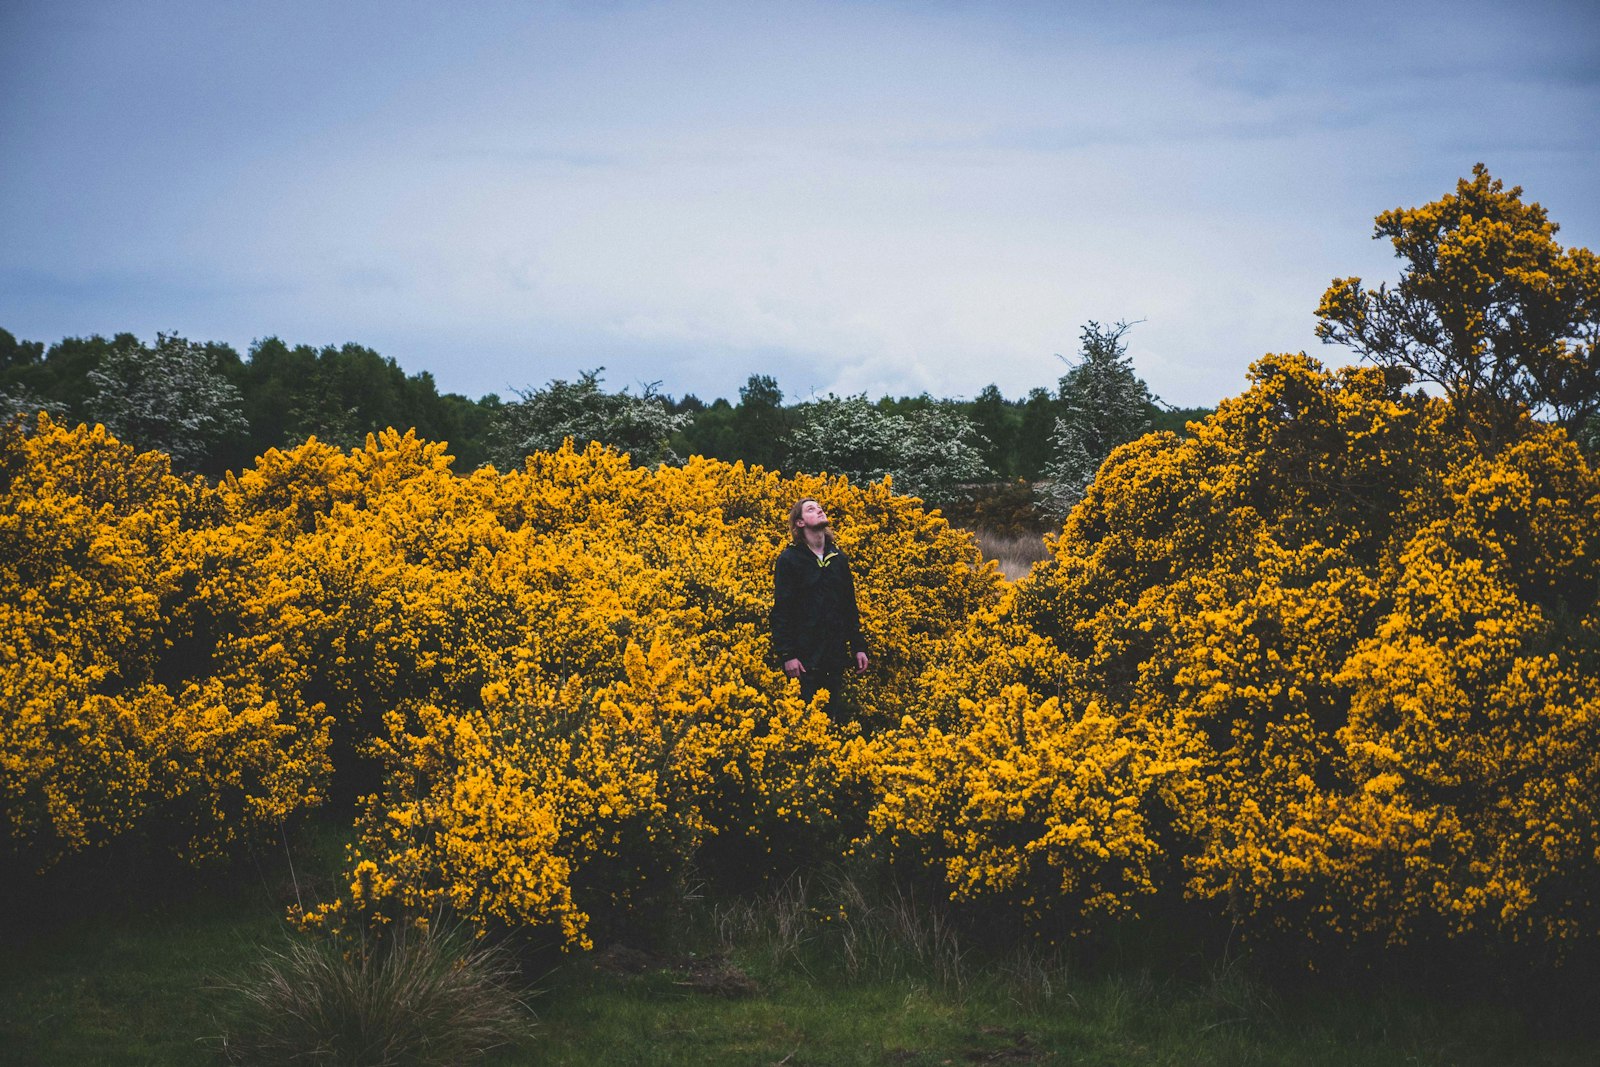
798, 499, 828, 530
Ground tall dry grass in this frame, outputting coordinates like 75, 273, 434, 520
711, 870, 968, 993
969, 528, 1052, 582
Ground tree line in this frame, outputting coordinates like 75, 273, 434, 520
0, 332, 498, 475
0, 321, 1198, 526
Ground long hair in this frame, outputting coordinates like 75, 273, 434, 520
788, 497, 835, 547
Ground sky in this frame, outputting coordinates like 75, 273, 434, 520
2, 0, 1597, 410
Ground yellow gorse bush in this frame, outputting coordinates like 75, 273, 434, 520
867, 682, 1190, 929
3, 417, 995, 944
4, 363, 1596, 957
1, 415, 331, 867
279, 441, 996, 945
956, 354, 1600, 947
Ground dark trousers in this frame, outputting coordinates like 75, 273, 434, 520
799, 662, 846, 717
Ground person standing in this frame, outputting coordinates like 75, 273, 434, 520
770, 497, 870, 715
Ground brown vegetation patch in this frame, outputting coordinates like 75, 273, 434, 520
589, 943, 761, 998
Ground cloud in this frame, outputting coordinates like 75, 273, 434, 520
2, 0, 1596, 410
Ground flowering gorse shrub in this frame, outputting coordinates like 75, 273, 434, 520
2, 416, 997, 943
944, 353, 1600, 949
6, 367, 1596, 961
293, 443, 996, 945
0, 415, 330, 869
867, 683, 1191, 931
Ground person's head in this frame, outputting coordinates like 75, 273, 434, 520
789, 497, 830, 544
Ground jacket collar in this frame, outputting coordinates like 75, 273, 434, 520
787, 539, 841, 566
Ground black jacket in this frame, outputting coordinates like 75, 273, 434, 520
770, 539, 866, 670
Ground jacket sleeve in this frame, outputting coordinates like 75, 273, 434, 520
841, 556, 866, 654
770, 552, 799, 662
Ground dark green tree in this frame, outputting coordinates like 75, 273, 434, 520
732, 374, 788, 471
1015, 387, 1056, 481
680, 397, 739, 462
238, 337, 319, 456
0, 328, 44, 377
4, 333, 130, 421
1148, 406, 1214, 437
968, 383, 1014, 476
0, 329, 54, 421
236, 338, 494, 466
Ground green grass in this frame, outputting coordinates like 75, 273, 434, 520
512, 919, 1585, 1067
3, 852, 1597, 1066
0, 876, 284, 1065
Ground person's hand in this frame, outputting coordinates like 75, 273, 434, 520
855, 651, 869, 673
783, 658, 805, 679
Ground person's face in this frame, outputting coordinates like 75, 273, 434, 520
798, 500, 828, 531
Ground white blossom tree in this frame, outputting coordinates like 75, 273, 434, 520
86, 332, 247, 471
891, 402, 994, 503
490, 367, 690, 468
785, 394, 990, 503
0, 385, 64, 425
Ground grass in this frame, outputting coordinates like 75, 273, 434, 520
969, 528, 1052, 582
215, 919, 534, 1065
3, 850, 1597, 1066
518, 934, 1574, 1066
0, 871, 286, 1065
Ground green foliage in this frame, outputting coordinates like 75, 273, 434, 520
676, 395, 737, 462
0, 328, 44, 374
678, 374, 793, 471
734, 373, 789, 471
1149, 405, 1215, 436
0, 321, 1179, 502
0, 332, 124, 422
3, 330, 496, 473
10, 851, 1595, 1067
0, 329, 51, 420
969, 383, 1014, 474
1015, 386, 1056, 480
237, 337, 491, 469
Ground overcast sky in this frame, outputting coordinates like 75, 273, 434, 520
3, 0, 1596, 409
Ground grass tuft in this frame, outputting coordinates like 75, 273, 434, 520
215, 921, 536, 1066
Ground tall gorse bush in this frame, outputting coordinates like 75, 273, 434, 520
0, 415, 330, 871
901, 353, 1600, 952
